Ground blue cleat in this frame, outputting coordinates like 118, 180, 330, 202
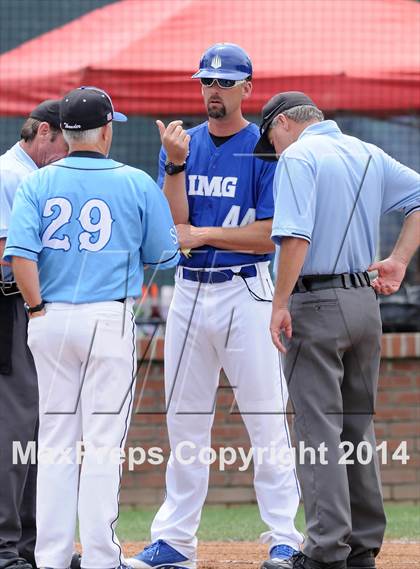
261, 544, 300, 568
126, 540, 196, 569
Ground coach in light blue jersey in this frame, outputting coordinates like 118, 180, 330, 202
4, 87, 179, 569
254, 91, 420, 569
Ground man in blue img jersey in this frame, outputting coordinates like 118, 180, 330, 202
128, 44, 303, 569
4, 87, 179, 569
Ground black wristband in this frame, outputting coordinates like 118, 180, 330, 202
165, 161, 186, 175
24, 300, 45, 314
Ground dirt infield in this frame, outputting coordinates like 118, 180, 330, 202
123, 541, 420, 568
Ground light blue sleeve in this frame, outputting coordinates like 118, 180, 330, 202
3, 177, 42, 262
0, 168, 22, 238
381, 151, 420, 217
140, 176, 180, 270
271, 156, 317, 245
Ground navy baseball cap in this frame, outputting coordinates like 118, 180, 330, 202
254, 91, 317, 161
30, 99, 61, 129
60, 86, 127, 131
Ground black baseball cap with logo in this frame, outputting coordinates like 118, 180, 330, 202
29, 99, 61, 129
254, 91, 317, 161
60, 86, 127, 131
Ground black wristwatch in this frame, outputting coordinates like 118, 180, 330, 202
165, 161, 186, 176
24, 300, 45, 314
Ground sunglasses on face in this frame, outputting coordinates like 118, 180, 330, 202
200, 78, 246, 89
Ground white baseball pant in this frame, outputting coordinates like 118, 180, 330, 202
150, 262, 303, 560
27, 301, 136, 569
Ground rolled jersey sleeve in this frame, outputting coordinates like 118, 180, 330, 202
381, 151, 420, 217
255, 160, 276, 220
3, 177, 42, 262
140, 177, 180, 270
271, 155, 316, 245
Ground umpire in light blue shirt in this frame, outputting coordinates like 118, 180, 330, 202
254, 92, 420, 569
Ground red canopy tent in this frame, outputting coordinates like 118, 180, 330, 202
0, 0, 419, 115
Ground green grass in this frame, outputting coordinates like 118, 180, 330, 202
117, 503, 420, 542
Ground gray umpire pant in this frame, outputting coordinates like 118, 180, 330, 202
0, 295, 38, 568
285, 285, 386, 564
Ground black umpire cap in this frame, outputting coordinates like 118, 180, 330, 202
29, 99, 61, 130
254, 91, 317, 161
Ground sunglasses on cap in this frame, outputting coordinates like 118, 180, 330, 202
200, 78, 246, 89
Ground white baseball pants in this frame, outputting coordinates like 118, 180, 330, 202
151, 263, 303, 560
27, 301, 136, 569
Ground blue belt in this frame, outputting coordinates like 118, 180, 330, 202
181, 265, 257, 284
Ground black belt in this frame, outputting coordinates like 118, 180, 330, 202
115, 298, 126, 303
0, 293, 19, 375
293, 272, 370, 294
181, 264, 257, 284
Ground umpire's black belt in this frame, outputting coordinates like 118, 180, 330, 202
293, 271, 370, 294
181, 264, 257, 284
